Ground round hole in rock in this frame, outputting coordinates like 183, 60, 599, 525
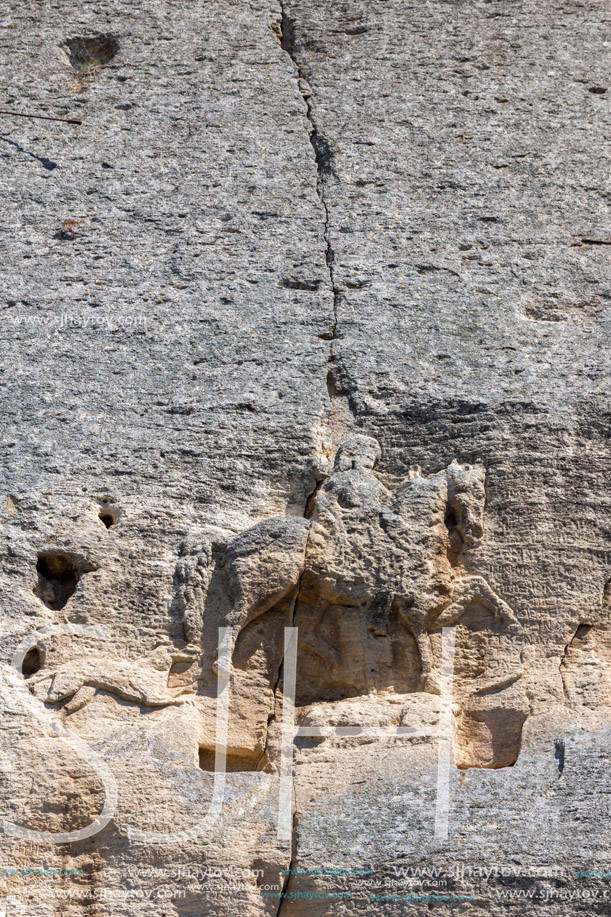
99, 511, 115, 528
444, 509, 463, 560
444, 509, 457, 530
22, 646, 44, 677
63, 34, 119, 72
34, 551, 96, 611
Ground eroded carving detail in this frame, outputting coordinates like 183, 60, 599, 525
561, 580, 611, 708
173, 539, 212, 645
216, 435, 519, 692
28, 645, 199, 714
23, 437, 521, 776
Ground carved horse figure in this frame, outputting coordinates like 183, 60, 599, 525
211, 436, 518, 692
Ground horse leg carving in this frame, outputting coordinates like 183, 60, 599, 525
414, 628, 436, 691
434, 575, 519, 631
213, 517, 310, 672
298, 598, 342, 670
397, 603, 437, 693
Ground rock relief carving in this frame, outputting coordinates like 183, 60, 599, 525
561, 580, 611, 708
214, 435, 519, 692
25, 436, 519, 715
173, 538, 212, 646
24, 436, 522, 769
28, 645, 199, 714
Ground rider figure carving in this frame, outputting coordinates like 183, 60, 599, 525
215, 435, 518, 692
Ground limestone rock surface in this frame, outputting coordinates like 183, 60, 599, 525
0, 1, 610, 915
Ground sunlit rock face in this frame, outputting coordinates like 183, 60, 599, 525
0, 1, 609, 914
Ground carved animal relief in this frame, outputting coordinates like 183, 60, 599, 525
216, 435, 519, 696
24, 437, 523, 774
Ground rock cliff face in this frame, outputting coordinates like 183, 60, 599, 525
0, 1, 610, 914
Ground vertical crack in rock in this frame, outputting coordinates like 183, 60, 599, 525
560, 624, 581, 704
559, 630, 574, 704
554, 739, 565, 775
271, 497, 316, 895
277, 810, 298, 917
560, 622, 593, 704
277, 4, 340, 419
272, 10, 345, 902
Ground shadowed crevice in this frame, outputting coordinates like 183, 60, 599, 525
277, 3, 340, 422
33, 551, 98, 611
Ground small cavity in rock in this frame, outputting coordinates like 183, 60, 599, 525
63, 34, 119, 72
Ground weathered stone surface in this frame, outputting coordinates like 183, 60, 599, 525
0, 0, 610, 914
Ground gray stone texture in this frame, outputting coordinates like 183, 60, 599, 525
0, 0, 610, 914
